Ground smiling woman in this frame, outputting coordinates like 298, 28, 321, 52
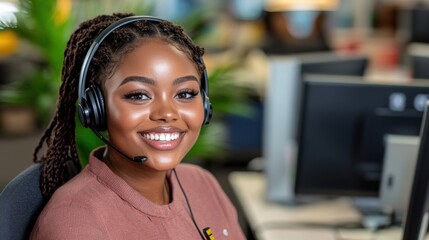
29, 13, 245, 240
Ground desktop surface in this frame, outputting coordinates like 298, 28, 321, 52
229, 171, 429, 240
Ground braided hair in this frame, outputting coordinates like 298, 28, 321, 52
33, 13, 205, 199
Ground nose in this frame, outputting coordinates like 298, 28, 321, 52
149, 97, 179, 123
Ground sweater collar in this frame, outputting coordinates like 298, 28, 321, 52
87, 147, 187, 218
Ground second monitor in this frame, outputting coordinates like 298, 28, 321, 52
295, 75, 429, 198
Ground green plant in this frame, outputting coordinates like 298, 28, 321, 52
0, 0, 73, 126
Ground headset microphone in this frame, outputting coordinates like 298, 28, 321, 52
90, 127, 148, 163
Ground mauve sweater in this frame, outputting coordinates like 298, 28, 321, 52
30, 149, 246, 240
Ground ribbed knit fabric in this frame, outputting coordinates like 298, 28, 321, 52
30, 148, 245, 240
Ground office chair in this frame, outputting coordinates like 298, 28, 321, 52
0, 163, 45, 240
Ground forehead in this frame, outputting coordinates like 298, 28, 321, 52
110, 39, 199, 83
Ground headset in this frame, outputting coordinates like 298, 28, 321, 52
78, 15, 212, 132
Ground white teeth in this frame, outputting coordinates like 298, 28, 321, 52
143, 133, 180, 141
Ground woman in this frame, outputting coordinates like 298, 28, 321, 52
30, 13, 245, 240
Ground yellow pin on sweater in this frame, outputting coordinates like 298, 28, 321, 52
203, 227, 215, 240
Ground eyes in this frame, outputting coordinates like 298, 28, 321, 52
176, 89, 199, 99
123, 91, 150, 101
123, 88, 199, 102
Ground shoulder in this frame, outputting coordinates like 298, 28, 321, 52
49, 167, 108, 206
31, 168, 109, 239
37, 167, 106, 218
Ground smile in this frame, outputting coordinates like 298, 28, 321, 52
142, 133, 181, 142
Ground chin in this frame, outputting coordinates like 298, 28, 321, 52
148, 154, 184, 170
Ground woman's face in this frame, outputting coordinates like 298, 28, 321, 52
103, 39, 204, 171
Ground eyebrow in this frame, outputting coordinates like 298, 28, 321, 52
120, 76, 156, 86
120, 75, 199, 86
173, 75, 199, 85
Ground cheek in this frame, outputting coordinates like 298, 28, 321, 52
179, 104, 205, 129
108, 103, 151, 130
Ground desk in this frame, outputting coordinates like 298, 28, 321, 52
229, 171, 427, 240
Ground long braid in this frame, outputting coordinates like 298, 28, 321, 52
33, 13, 205, 199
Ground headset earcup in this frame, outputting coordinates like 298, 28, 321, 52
85, 85, 107, 131
78, 99, 91, 128
92, 85, 106, 130
201, 89, 212, 125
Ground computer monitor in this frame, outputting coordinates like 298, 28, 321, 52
295, 75, 429, 199
410, 55, 429, 80
407, 43, 429, 80
221, 53, 367, 167
264, 53, 368, 203
409, 7, 429, 44
300, 53, 368, 77
402, 100, 429, 240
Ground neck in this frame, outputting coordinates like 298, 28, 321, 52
102, 151, 170, 205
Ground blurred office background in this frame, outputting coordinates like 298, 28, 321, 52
2, 0, 429, 238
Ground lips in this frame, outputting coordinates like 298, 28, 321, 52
139, 127, 185, 151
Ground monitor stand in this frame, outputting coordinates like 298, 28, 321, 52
352, 197, 393, 230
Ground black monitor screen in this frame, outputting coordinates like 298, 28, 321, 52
301, 55, 368, 77
410, 8, 429, 44
295, 75, 429, 197
411, 55, 429, 80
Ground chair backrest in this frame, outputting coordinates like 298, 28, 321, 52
0, 163, 45, 240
